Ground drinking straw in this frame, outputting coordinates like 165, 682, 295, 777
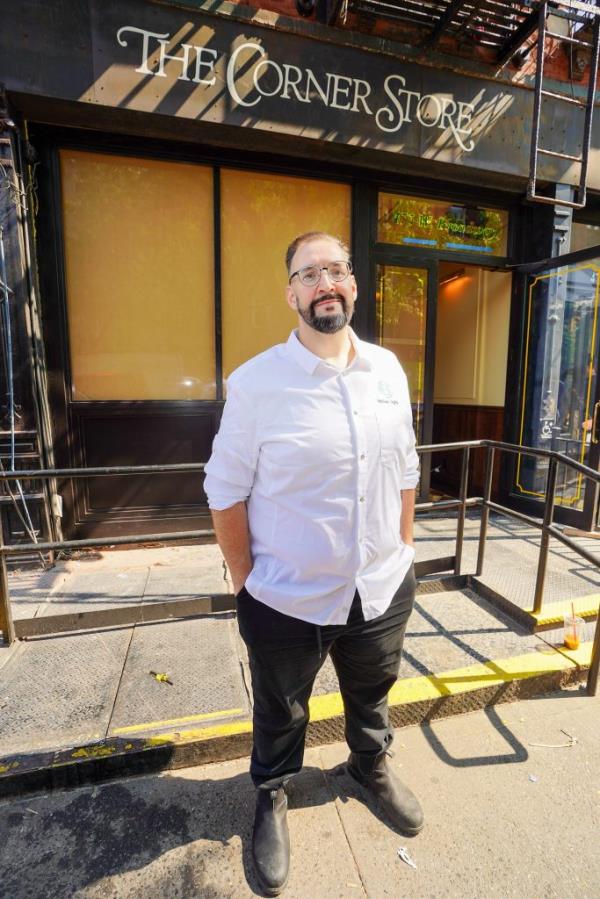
571, 601, 576, 638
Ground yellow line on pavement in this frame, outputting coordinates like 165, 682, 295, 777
39, 644, 592, 767
135, 643, 592, 746
305, 643, 593, 721
143, 719, 253, 747
112, 707, 245, 735
387, 642, 592, 705
526, 595, 599, 625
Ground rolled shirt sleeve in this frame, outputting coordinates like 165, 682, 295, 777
398, 365, 420, 491
204, 377, 258, 511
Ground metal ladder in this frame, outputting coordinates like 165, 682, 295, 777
529, 0, 600, 209
0, 430, 50, 566
0, 117, 54, 566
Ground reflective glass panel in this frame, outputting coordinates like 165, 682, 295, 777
378, 193, 508, 256
570, 222, 600, 253
60, 150, 215, 400
516, 260, 600, 509
376, 264, 427, 442
220, 170, 351, 377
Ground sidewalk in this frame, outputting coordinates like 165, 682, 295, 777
0, 689, 597, 898
0, 512, 597, 793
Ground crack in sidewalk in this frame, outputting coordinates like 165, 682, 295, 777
104, 566, 153, 738
317, 748, 369, 898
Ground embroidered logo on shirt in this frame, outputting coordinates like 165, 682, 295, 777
377, 380, 399, 405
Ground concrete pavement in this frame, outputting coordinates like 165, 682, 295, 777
0, 688, 597, 898
0, 512, 597, 795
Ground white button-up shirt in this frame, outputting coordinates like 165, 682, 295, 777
204, 329, 419, 625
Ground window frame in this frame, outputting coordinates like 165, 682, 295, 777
33, 124, 519, 408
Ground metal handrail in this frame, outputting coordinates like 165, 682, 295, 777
420, 438, 598, 695
0, 439, 598, 695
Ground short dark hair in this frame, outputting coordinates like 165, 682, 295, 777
285, 231, 351, 273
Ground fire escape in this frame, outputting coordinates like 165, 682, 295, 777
307, 0, 600, 209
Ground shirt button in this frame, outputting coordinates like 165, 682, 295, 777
353, 410, 358, 415
360, 454, 366, 460
359, 496, 365, 503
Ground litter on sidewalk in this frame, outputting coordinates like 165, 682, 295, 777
398, 846, 417, 869
149, 671, 173, 685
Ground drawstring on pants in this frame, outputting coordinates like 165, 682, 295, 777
316, 624, 323, 660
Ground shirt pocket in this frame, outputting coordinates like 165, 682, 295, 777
375, 404, 409, 468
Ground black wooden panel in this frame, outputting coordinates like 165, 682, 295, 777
73, 408, 219, 517
431, 403, 504, 496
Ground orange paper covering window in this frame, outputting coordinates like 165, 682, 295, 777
60, 150, 215, 400
220, 169, 351, 378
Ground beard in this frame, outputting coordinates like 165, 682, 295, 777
297, 292, 351, 334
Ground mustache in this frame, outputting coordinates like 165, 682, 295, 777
310, 293, 346, 314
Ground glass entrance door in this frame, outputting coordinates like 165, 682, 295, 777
374, 261, 436, 499
515, 254, 600, 529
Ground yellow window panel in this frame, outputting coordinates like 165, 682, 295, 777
60, 149, 215, 400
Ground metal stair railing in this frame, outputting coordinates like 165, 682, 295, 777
0, 441, 598, 696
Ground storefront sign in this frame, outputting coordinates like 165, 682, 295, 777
116, 26, 477, 152
2, 0, 598, 186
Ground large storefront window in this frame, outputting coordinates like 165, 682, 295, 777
60, 150, 215, 400
60, 152, 352, 398
378, 193, 508, 256
517, 260, 600, 510
220, 170, 351, 378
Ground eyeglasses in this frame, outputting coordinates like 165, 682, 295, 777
289, 260, 353, 287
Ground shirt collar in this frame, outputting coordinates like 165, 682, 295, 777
285, 329, 373, 375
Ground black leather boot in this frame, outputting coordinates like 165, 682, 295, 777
346, 750, 424, 835
252, 787, 290, 896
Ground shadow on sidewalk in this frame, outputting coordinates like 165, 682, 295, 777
419, 684, 587, 768
421, 705, 528, 767
0, 764, 354, 898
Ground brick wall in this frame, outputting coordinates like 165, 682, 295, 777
231, 1, 599, 88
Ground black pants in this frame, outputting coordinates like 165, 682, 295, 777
236, 565, 416, 789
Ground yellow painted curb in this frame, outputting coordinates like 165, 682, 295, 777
112, 706, 245, 735
527, 595, 599, 626
131, 643, 592, 748
387, 642, 591, 704
143, 719, 253, 747
307, 643, 592, 718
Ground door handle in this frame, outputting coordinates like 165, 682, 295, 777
592, 401, 600, 444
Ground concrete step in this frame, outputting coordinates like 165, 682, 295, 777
0, 586, 592, 799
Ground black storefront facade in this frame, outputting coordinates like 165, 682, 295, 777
2, 0, 600, 549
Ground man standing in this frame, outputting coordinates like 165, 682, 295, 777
204, 231, 423, 896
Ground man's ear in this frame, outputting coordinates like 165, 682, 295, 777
285, 285, 298, 312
